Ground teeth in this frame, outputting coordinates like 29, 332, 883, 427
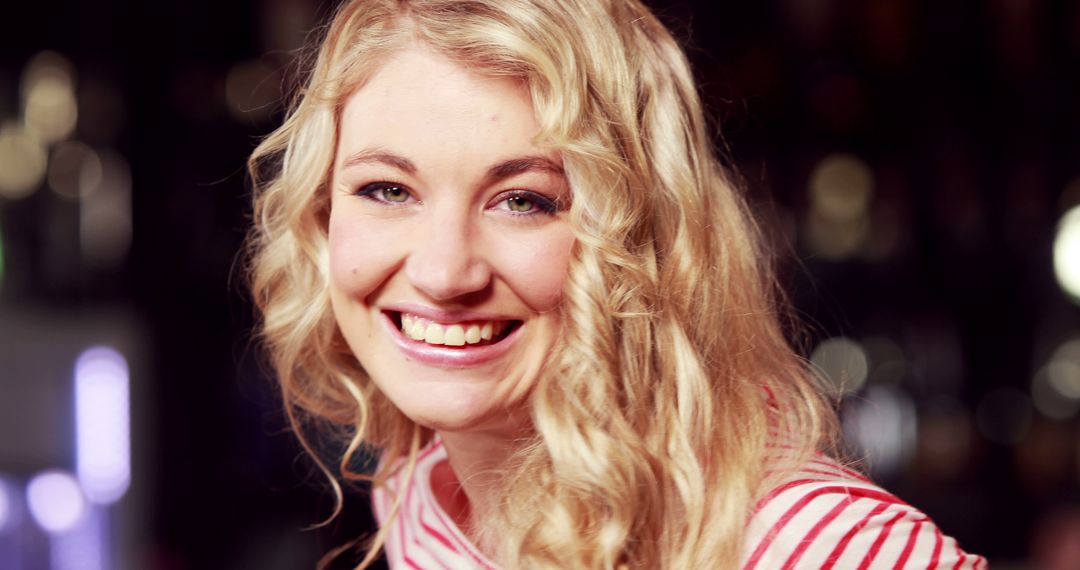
424, 323, 445, 344
445, 325, 465, 346
409, 320, 426, 341
398, 313, 508, 346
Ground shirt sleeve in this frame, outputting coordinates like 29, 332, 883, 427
741, 469, 987, 570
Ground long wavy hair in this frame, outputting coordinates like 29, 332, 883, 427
247, 0, 837, 567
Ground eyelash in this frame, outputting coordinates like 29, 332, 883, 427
354, 182, 561, 217
495, 189, 559, 216
355, 182, 413, 205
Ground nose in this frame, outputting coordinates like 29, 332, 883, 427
404, 206, 492, 301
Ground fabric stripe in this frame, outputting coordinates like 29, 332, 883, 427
855, 510, 905, 570
819, 501, 891, 570
779, 493, 858, 569
893, 520, 922, 568
952, 544, 967, 570
746, 481, 907, 570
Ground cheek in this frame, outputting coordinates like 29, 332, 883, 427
327, 211, 401, 299
491, 228, 575, 310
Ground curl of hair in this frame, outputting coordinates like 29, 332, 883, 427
247, 0, 837, 567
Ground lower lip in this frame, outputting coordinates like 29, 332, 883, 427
381, 312, 522, 367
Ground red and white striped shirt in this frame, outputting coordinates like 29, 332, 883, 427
372, 438, 986, 569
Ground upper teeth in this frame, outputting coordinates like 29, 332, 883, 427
401, 314, 502, 346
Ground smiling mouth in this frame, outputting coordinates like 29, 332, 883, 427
387, 311, 521, 348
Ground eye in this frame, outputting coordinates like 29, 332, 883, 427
356, 182, 414, 204
507, 195, 536, 212
492, 190, 559, 216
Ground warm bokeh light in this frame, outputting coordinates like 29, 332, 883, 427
810, 153, 875, 222
805, 153, 875, 259
48, 141, 102, 200
1052, 338, 1080, 375
26, 471, 86, 534
810, 336, 869, 395
21, 51, 77, 144
80, 149, 132, 265
804, 213, 868, 260
1054, 205, 1080, 303
0, 123, 48, 199
1048, 359, 1080, 400
75, 347, 131, 505
1032, 364, 1080, 421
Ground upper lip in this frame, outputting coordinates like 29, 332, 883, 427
382, 302, 521, 324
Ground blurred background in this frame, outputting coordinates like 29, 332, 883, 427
0, 0, 1077, 568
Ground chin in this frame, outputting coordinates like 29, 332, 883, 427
384, 377, 530, 435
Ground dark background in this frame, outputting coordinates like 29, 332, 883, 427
1, 0, 1078, 568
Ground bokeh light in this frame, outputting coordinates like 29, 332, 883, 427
976, 387, 1033, 445
1034, 338, 1080, 420
21, 51, 77, 144
1048, 359, 1080, 400
805, 153, 875, 259
79, 149, 132, 265
1052, 338, 1080, 375
0, 475, 17, 533
1054, 205, 1080, 303
0, 123, 48, 199
52, 506, 107, 570
26, 470, 86, 534
1032, 364, 1080, 421
48, 141, 101, 200
863, 336, 906, 385
810, 153, 875, 222
843, 385, 916, 478
75, 346, 131, 505
810, 336, 869, 395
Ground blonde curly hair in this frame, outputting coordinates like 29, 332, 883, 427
247, 0, 837, 567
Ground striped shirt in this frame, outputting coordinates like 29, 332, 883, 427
372, 438, 986, 569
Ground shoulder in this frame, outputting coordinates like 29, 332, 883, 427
741, 456, 987, 570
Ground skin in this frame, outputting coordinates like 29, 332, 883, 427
327, 43, 575, 538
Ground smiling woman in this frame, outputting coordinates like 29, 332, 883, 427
246, 1, 984, 568
327, 45, 574, 435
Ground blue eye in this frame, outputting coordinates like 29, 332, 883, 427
356, 182, 413, 204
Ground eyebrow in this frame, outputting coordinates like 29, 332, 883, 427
340, 149, 563, 183
486, 156, 564, 182
341, 149, 417, 174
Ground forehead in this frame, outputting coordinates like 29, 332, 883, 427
336, 45, 545, 163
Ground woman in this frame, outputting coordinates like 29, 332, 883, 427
247, 0, 985, 568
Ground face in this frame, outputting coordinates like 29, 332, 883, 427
328, 45, 575, 437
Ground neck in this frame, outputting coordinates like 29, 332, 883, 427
432, 428, 522, 548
